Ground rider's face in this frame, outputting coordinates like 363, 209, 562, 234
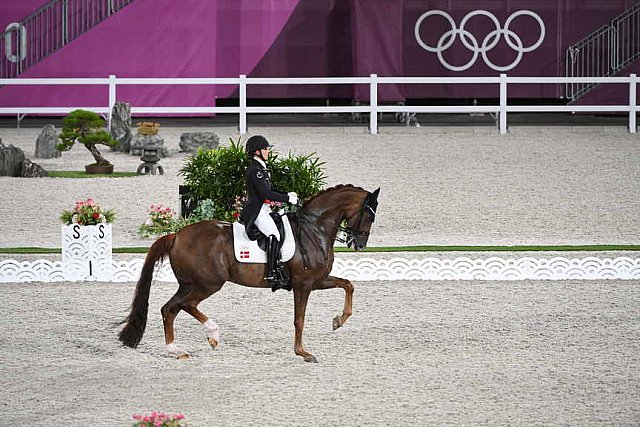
260, 148, 270, 159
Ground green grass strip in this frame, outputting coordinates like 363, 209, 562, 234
47, 171, 139, 178
1, 245, 639, 255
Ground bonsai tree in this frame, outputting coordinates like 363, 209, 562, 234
57, 109, 117, 166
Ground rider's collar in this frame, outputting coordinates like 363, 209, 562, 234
253, 156, 267, 169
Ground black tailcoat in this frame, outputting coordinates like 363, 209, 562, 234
239, 158, 288, 230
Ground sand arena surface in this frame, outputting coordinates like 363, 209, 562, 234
0, 126, 639, 425
0, 126, 639, 248
1, 278, 639, 426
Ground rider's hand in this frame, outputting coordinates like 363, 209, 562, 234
288, 192, 299, 205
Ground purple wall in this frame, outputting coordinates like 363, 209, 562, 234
0, 0, 637, 109
0, 1, 47, 27
0, 0, 299, 108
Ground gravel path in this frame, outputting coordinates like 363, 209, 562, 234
1, 126, 639, 248
0, 278, 638, 426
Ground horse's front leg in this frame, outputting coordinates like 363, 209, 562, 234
312, 276, 354, 330
293, 287, 318, 363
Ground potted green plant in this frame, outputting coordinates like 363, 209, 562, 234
56, 109, 118, 174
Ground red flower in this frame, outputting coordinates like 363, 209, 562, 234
232, 211, 240, 219
93, 212, 100, 219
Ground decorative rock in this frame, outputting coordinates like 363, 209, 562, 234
34, 124, 61, 158
179, 132, 219, 153
130, 134, 169, 157
0, 140, 26, 177
110, 102, 133, 153
21, 159, 47, 177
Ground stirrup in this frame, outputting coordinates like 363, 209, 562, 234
268, 269, 290, 292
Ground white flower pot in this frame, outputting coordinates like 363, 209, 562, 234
61, 224, 113, 281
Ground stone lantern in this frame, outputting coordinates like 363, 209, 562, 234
136, 144, 164, 175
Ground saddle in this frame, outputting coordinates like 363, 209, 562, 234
232, 212, 296, 263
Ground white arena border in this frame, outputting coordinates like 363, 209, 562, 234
1, 256, 639, 283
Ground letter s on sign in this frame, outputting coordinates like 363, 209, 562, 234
99, 224, 105, 239
73, 224, 80, 239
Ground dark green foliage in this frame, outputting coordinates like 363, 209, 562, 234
179, 137, 327, 221
179, 138, 248, 221
268, 151, 326, 200
56, 109, 117, 166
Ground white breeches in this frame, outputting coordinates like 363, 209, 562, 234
254, 203, 280, 241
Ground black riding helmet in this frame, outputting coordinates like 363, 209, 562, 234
245, 135, 273, 157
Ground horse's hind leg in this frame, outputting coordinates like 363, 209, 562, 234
162, 282, 223, 358
312, 276, 354, 330
180, 284, 224, 350
161, 289, 191, 359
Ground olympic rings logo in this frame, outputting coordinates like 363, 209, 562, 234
414, 10, 545, 72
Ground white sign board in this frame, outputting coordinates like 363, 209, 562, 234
61, 224, 113, 281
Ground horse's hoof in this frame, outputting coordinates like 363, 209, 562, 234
332, 315, 343, 331
167, 344, 190, 360
207, 337, 218, 350
304, 354, 319, 363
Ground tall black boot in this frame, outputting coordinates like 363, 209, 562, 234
266, 235, 288, 291
271, 236, 291, 291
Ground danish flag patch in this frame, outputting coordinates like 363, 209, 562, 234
240, 250, 250, 259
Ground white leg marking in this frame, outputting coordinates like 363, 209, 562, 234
166, 343, 190, 358
203, 319, 220, 342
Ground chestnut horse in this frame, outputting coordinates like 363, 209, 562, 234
119, 184, 379, 363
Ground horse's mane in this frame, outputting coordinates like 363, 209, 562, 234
303, 184, 367, 205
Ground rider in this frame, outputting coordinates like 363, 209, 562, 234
239, 135, 298, 291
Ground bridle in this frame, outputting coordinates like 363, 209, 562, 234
336, 192, 379, 248
295, 187, 380, 268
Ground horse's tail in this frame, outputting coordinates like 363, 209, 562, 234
119, 233, 176, 348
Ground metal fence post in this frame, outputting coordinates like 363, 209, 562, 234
239, 74, 247, 134
62, 0, 69, 45
370, 74, 378, 134
499, 73, 507, 134
630, 73, 637, 133
108, 74, 116, 129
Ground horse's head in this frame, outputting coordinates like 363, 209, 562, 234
300, 185, 380, 251
344, 187, 380, 251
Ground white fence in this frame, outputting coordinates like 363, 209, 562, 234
0, 73, 638, 134
2, 256, 640, 283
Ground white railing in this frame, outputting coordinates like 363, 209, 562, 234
0, 73, 638, 134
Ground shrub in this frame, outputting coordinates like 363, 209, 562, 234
137, 204, 177, 237
138, 199, 219, 238
179, 137, 326, 221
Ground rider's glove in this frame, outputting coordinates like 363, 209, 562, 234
287, 192, 299, 205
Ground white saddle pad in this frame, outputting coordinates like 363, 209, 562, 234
232, 215, 296, 263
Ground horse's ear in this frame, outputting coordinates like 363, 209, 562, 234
368, 187, 380, 210
371, 188, 380, 199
